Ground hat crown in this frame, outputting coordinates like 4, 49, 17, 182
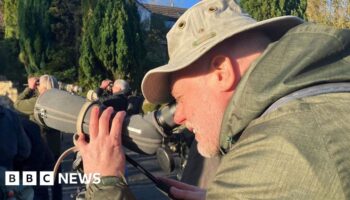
141, 0, 303, 104
166, 0, 253, 63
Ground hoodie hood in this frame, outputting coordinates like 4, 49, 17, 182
220, 23, 350, 151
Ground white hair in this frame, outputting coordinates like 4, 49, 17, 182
113, 79, 130, 93
39, 75, 59, 90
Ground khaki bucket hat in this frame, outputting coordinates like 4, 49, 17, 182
141, 0, 304, 104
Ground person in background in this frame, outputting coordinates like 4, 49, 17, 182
96, 79, 131, 97
14, 74, 61, 149
16, 118, 52, 200
14, 74, 62, 200
87, 78, 145, 115
0, 104, 31, 171
0, 104, 33, 199
14, 75, 59, 121
0, 99, 50, 199
95, 79, 129, 111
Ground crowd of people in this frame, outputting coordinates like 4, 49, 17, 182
1, 75, 62, 200
0, 75, 148, 199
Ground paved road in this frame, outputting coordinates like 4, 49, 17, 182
59, 133, 180, 200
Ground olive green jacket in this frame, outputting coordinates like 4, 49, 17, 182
87, 24, 350, 199
14, 87, 38, 121
14, 88, 61, 156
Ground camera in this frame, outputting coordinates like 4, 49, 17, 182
105, 81, 114, 93
34, 89, 177, 155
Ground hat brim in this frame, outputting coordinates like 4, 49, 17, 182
142, 16, 304, 104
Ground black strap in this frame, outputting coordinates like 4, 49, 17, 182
125, 155, 176, 199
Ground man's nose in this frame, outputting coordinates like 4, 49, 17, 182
173, 105, 185, 125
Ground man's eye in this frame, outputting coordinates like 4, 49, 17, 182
176, 97, 183, 104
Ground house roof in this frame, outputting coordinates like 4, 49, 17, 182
142, 3, 187, 20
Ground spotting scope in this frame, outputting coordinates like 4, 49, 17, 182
34, 89, 177, 155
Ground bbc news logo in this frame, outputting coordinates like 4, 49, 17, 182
5, 171, 101, 185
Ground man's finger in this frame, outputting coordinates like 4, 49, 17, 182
98, 107, 114, 137
89, 106, 100, 140
110, 111, 126, 145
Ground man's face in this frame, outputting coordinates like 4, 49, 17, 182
170, 64, 227, 158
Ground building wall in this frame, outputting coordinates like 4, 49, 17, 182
137, 3, 151, 31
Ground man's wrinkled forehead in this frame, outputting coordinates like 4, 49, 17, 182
169, 68, 193, 98
170, 58, 211, 97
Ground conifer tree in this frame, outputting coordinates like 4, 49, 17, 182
239, 0, 307, 21
18, 0, 81, 81
4, 0, 18, 39
44, 0, 81, 82
0, 0, 25, 85
79, 0, 145, 90
0, 0, 4, 35
18, 0, 51, 74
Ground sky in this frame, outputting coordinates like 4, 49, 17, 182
139, 0, 201, 8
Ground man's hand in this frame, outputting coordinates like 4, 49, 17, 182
28, 77, 38, 90
100, 79, 112, 90
158, 177, 206, 200
76, 106, 126, 177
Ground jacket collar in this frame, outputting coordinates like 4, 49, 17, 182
219, 23, 350, 152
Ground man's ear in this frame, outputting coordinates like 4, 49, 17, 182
209, 55, 238, 92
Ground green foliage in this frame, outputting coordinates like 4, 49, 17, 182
45, 0, 81, 82
78, 0, 109, 89
0, 39, 26, 85
79, 31, 105, 89
124, 0, 145, 85
239, 0, 307, 21
3, 0, 168, 92
0, 0, 4, 36
81, 0, 97, 19
79, 0, 145, 91
17, 0, 81, 83
4, 0, 18, 39
18, 0, 51, 74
